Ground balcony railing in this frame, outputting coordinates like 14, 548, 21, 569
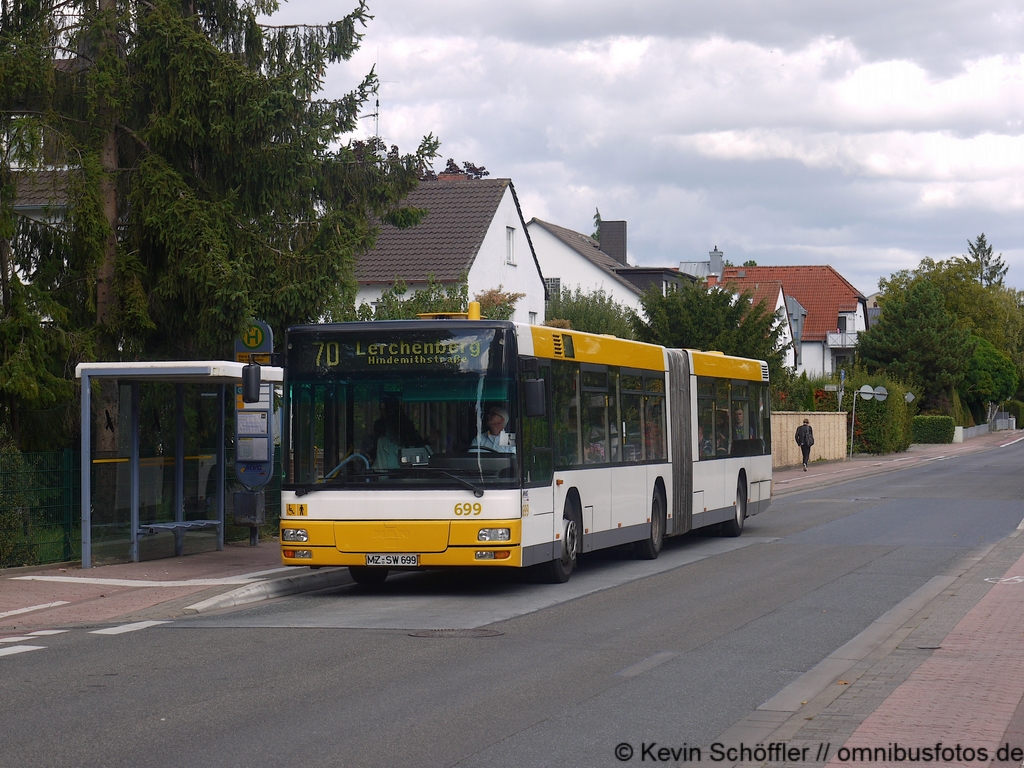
826, 331, 859, 348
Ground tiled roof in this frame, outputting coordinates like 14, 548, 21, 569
721, 266, 865, 342
12, 170, 71, 209
357, 178, 511, 283
721, 275, 785, 314
528, 218, 641, 295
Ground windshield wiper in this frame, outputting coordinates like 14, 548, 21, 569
293, 474, 377, 496
432, 469, 485, 498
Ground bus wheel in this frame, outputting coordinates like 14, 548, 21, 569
722, 479, 746, 537
539, 502, 580, 583
349, 566, 389, 586
635, 488, 665, 560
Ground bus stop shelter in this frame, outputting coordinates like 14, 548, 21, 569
76, 361, 284, 569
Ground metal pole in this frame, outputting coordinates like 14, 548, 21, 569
130, 382, 140, 562
175, 384, 185, 556
80, 373, 92, 569
216, 384, 225, 551
849, 396, 857, 460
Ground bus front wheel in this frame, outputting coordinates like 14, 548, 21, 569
349, 566, 389, 586
539, 502, 580, 583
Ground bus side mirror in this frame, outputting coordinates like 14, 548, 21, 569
242, 363, 261, 403
523, 379, 546, 418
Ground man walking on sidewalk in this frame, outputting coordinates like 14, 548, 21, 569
795, 418, 813, 471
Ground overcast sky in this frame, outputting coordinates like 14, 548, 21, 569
272, 0, 1024, 297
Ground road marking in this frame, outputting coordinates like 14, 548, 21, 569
615, 651, 678, 678
0, 601, 70, 619
1000, 436, 1024, 448
25, 629, 67, 636
14, 575, 277, 587
0, 645, 45, 658
90, 620, 171, 635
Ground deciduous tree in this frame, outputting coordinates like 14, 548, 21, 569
545, 286, 636, 339
632, 281, 788, 381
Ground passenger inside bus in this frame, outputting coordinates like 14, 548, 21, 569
715, 411, 730, 455
698, 424, 714, 458
470, 405, 515, 453
372, 394, 428, 468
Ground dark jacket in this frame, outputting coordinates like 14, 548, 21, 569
795, 424, 814, 447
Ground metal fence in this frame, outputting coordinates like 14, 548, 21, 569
1, 451, 281, 568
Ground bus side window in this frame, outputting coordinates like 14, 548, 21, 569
697, 399, 715, 459
644, 374, 666, 461
552, 360, 580, 467
620, 376, 643, 463
521, 368, 553, 485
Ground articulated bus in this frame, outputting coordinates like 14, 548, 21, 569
279, 314, 772, 584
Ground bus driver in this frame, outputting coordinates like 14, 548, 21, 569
471, 406, 515, 453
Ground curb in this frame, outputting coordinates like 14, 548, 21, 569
182, 567, 352, 614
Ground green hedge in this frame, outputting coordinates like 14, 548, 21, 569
1003, 400, 1024, 426
911, 415, 955, 444
848, 376, 913, 454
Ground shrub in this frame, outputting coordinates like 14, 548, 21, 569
848, 375, 913, 454
0, 428, 38, 567
911, 416, 955, 444
1003, 400, 1024, 426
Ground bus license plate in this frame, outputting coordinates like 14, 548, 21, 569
365, 554, 418, 567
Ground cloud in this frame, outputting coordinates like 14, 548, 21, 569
266, 1, 1024, 294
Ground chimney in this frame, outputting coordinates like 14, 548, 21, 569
599, 220, 628, 265
709, 246, 724, 277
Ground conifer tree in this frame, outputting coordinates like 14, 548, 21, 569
1, 0, 437, 448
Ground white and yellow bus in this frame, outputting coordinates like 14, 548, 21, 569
279, 312, 772, 584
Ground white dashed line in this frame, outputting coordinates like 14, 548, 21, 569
90, 620, 171, 635
0, 645, 45, 658
0, 601, 70, 619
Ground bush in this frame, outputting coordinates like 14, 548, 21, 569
848, 375, 913, 454
911, 415, 955, 444
0, 428, 38, 567
1003, 400, 1024, 426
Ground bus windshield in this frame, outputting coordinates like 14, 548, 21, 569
284, 325, 519, 492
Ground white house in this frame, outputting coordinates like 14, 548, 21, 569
356, 175, 547, 324
527, 218, 641, 312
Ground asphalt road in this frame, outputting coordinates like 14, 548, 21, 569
3, 446, 1023, 768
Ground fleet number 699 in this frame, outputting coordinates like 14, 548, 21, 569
454, 503, 483, 516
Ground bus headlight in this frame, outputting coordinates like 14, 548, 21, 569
282, 528, 309, 542
477, 528, 511, 542
283, 549, 313, 559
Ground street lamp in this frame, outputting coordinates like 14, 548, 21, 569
850, 384, 888, 459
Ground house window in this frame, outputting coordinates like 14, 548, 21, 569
545, 277, 561, 299
506, 227, 516, 265
529, 311, 538, 325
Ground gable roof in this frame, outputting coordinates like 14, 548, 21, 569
528, 218, 642, 295
357, 178, 540, 284
721, 275, 786, 314
721, 265, 865, 342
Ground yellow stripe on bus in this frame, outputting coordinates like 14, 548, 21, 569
530, 327, 665, 370
690, 350, 764, 381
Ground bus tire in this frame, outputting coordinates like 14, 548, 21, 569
722, 479, 746, 537
539, 500, 580, 583
349, 566, 389, 586
635, 487, 665, 560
